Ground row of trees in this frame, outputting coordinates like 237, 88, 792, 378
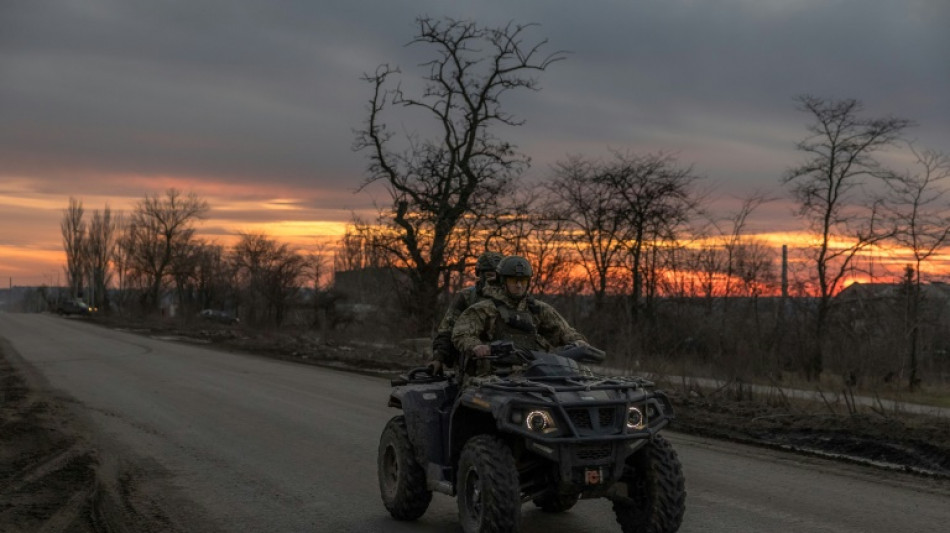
56, 17, 950, 389
61, 189, 327, 327
348, 17, 950, 388
341, 129, 949, 386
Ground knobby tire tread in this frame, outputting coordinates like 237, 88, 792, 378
614, 435, 686, 533
378, 416, 432, 520
458, 435, 521, 533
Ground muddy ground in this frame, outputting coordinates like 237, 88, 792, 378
0, 336, 177, 533
2, 317, 949, 532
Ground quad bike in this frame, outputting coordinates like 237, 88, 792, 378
377, 341, 686, 533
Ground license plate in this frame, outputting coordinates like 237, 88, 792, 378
584, 468, 603, 485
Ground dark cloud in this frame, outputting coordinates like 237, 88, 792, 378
0, 0, 947, 227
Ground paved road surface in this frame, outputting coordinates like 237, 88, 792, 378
1, 312, 948, 532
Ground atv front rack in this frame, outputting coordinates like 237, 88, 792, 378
468, 374, 675, 444
479, 374, 655, 394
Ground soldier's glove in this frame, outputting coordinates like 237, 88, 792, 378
426, 360, 444, 376
472, 345, 491, 358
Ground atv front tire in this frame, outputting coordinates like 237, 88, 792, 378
378, 415, 432, 520
457, 435, 521, 533
613, 435, 686, 533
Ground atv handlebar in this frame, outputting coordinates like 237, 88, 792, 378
486, 341, 606, 365
485, 341, 534, 365
390, 366, 450, 387
389, 342, 608, 387
557, 343, 606, 364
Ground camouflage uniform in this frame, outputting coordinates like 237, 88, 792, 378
431, 286, 482, 367
430, 252, 504, 368
452, 285, 587, 376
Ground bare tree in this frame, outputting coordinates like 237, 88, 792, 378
188, 243, 233, 312
339, 217, 404, 273
169, 240, 221, 317
596, 151, 701, 319
884, 145, 950, 390
232, 233, 307, 327
115, 218, 153, 303
86, 206, 118, 312
687, 243, 726, 305
513, 190, 576, 297
729, 240, 778, 298
885, 145, 950, 287
353, 16, 565, 334
715, 194, 776, 298
547, 155, 627, 306
60, 197, 86, 300
112, 220, 135, 308
782, 95, 913, 379
307, 243, 332, 291
124, 189, 209, 312
335, 225, 373, 273
689, 193, 778, 326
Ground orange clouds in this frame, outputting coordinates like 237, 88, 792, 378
0, 245, 65, 285
4, 176, 950, 291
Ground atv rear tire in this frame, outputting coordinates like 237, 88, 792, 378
532, 492, 579, 513
613, 435, 686, 533
378, 415, 432, 520
457, 435, 521, 533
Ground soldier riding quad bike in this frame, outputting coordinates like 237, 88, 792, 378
377, 341, 686, 533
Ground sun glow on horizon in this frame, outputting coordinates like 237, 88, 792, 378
216, 220, 349, 245
5, 183, 950, 292
0, 245, 67, 285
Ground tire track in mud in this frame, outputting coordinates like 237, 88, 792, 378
0, 338, 175, 533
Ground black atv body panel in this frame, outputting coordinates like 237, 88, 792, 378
388, 377, 457, 471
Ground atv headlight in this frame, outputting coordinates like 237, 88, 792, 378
626, 406, 646, 430
525, 410, 556, 432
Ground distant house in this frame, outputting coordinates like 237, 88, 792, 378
835, 281, 950, 327
836, 281, 950, 304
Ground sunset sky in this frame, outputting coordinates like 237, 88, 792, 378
2, 0, 948, 287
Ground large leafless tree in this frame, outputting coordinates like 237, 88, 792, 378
232, 233, 307, 327
353, 16, 565, 334
189, 242, 233, 312
121, 189, 209, 312
782, 95, 912, 379
594, 151, 701, 319
703, 193, 777, 301
547, 155, 627, 306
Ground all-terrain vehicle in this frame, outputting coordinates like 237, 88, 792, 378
377, 342, 686, 533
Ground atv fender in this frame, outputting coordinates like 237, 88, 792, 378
394, 382, 455, 468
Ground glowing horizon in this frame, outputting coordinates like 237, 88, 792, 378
0, 190, 361, 285
6, 217, 949, 291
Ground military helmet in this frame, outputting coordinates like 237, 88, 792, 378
496, 255, 533, 278
476, 251, 504, 273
